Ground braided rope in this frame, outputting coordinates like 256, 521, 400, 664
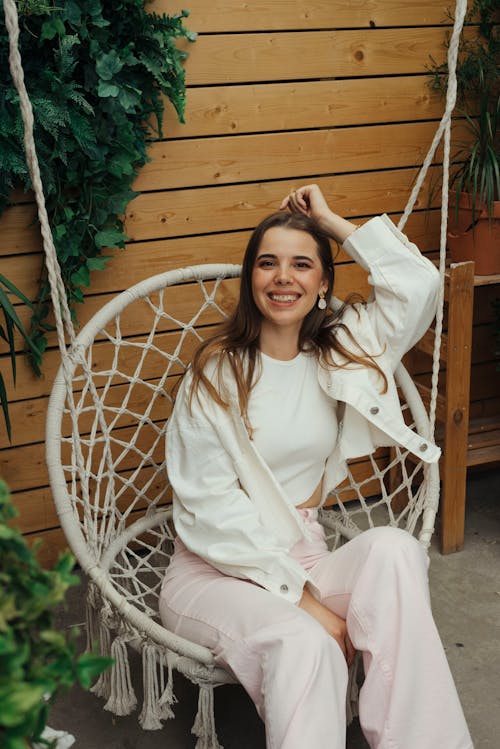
3, 0, 129, 545
398, 0, 468, 436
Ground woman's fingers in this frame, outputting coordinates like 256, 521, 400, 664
298, 588, 356, 666
280, 184, 331, 224
334, 628, 356, 666
293, 188, 309, 212
345, 633, 356, 667
335, 635, 347, 660
280, 188, 310, 215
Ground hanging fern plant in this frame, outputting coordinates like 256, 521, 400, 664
0, 0, 195, 438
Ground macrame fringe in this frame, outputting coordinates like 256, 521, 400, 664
158, 652, 177, 720
192, 684, 223, 749
85, 583, 101, 652
104, 635, 137, 716
138, 643, 163, 730
346, 653, 362, 725
90, 618, 112, 700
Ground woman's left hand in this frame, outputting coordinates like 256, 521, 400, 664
280, 184, 359, 244
279, 184, 331, 224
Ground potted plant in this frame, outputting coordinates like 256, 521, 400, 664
428, 0, 499, 274
0, 480, 111, 749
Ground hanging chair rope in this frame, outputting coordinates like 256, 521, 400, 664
396, 0, 468, 435
3, 0, 130, 543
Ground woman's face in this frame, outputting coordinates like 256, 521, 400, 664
251, 226, 328, 337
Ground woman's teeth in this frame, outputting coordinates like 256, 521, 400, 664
269, 294, 298, 302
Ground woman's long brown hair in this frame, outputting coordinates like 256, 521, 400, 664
189, 212, 387, 430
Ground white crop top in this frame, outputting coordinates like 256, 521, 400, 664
247, 351, 338, 506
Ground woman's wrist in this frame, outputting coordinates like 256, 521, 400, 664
317, 211, 360, 244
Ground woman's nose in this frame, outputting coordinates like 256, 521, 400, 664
275, 263, 292, 284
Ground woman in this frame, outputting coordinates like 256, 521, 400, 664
160, 185, 472, 749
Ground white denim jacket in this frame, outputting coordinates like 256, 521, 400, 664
166, 215, 441, 604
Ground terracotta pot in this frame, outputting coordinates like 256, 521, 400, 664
447, 191, 500, 275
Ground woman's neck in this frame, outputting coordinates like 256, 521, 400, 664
258, 324, 300, 361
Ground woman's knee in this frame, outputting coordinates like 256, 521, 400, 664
364, 525, 424, 553
361, 526, 429, 575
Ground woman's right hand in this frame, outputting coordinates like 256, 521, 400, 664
298, 586, 355, 666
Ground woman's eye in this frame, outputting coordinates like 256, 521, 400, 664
296, 262, 312, 269
258, 259, 275, 267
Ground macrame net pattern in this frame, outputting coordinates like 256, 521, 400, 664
46, 264, 439, 739
52, 268, 436, 607
3, 0, 467, 743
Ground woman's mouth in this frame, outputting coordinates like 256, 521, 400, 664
268, 293, 300, 303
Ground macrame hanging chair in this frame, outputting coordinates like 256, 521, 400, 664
4, 0, 468, 745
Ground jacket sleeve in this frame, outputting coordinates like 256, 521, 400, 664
342, 215, 440, 369
166, 373, 313, 604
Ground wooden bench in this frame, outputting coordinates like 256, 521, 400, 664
414, 264, 500, 553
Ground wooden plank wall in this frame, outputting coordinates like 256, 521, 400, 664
1, 1, 493, 565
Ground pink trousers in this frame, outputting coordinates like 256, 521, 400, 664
159, 511, 472, 749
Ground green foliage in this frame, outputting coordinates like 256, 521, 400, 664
450, 92, 500, 225
427, 0, 499, 222
0, 275, 44, 441
0, 0, 194, 438
0, 480, 112, 748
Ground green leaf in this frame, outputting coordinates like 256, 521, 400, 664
0, 595, 18, 631
97, 81, 120, 98
40, 17, 66, 41
62, 0, 82, 25
39, 629, 66, 647
70, 266, 90, 288
86, 256, 110, 271
71, 287, 84, 304
76, 653, 114, 690
95, 50, 123, 81
94, 227, 126, 249
0, 523, 19, 540
0, 374, 11, 441
54, 551, 76, 577
1, 306, 16, 386
0, 684, 45, 726
0, 275, 34, 309
118, 87, 141, 113
0, 288, 33, 351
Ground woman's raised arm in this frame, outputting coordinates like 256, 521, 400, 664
282, 183, 439, 367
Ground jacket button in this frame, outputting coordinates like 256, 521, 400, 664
280, 584, 289, 594
419, 442, 428, 452
370, 406, 379, 415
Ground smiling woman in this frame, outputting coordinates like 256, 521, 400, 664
161, 184, 473, 749
251, 224, 329, 354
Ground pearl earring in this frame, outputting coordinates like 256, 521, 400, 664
317, 292, 327, 310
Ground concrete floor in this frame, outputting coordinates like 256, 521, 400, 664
50, 468, 500, 748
